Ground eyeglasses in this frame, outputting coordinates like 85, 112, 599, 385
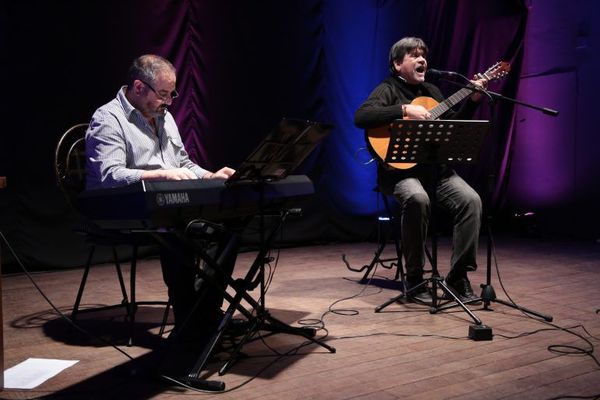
139, 80, 179, 101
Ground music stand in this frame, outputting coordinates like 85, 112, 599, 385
383, 119, 489, 167
181, 118, 334, 390
227, 118, 332, 182
375, 119, 489, 328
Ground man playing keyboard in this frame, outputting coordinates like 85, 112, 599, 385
86, 54, 236, 376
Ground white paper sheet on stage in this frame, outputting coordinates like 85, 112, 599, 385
4, 358, 79, 389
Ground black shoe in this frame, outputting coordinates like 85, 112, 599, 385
445, 277, 481, 305
405, 279, 432, 304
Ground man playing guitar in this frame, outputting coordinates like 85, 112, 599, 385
354, 37, 490, 304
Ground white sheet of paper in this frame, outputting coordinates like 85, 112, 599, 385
4, 358, 79, 389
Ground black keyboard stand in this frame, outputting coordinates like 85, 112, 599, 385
160, 191, 334, 390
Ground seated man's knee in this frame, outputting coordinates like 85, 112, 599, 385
464, 191, 482, 216
404, 192, 430, 214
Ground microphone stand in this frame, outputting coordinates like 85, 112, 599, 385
439, 77, 556, 321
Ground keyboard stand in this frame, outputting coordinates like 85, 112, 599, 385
152, 205, 335, 391
188, 207, 335, 386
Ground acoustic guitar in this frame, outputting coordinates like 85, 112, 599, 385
366, 61, 510, 169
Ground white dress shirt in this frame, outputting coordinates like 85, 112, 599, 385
85, 87, 208, 190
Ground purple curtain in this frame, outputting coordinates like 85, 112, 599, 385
2, 0, 598, 269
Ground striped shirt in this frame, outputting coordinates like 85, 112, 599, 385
85, 87, 208, 190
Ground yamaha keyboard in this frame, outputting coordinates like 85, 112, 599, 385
78, 175, 314, 230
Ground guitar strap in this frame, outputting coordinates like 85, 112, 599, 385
384, 76, 444, 104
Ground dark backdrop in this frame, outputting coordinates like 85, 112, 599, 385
1, 0, 598, 269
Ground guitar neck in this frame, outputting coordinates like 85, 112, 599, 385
430, 87, 473, 119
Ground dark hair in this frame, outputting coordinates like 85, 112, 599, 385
126, 54, 176, 86
388, 37, 428, 74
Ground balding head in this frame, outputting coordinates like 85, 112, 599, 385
126, 54, 176, 87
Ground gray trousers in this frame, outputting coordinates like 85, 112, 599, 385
392, 171, 482, 281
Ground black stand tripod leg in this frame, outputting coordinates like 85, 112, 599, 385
375, 279, 428, 312
429, 278, 482, 325
218, 315, 262, 376
424, 232, 482, 325
480, 226, 553, 322
374, 292, 404, 312
188, 306, 244, 379
493, 298, 552, 321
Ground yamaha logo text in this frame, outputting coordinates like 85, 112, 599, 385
155, 192, 191, 207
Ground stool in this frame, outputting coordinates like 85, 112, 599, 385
343, 189, 405, 286
344, 189, 433, 296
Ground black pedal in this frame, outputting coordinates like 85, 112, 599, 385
468, 324, 493, 341
181, 376, 225, 391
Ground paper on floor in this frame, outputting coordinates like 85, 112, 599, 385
4, 358, 79, 389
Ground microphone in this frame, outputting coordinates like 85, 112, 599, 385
426, 68, 459, 77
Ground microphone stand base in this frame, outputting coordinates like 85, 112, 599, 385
468, 324, 493, 341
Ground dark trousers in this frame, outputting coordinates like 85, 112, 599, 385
159, 231, 238, 342
392, 170, 482, 281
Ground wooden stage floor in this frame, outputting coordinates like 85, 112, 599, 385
2, 236, 600, 399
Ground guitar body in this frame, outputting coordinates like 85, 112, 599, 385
366, 96, 439, 170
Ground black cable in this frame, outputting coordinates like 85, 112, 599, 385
230, 257, 388, 361
158, 329, 318, 394
0, 231, 143, 400
547, 394, 600, 400
263, 247, 281, 296
325, 261, 385, 318
489, 234, 600, 369
0, 231, 136, 362
296, 259, 400, 343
